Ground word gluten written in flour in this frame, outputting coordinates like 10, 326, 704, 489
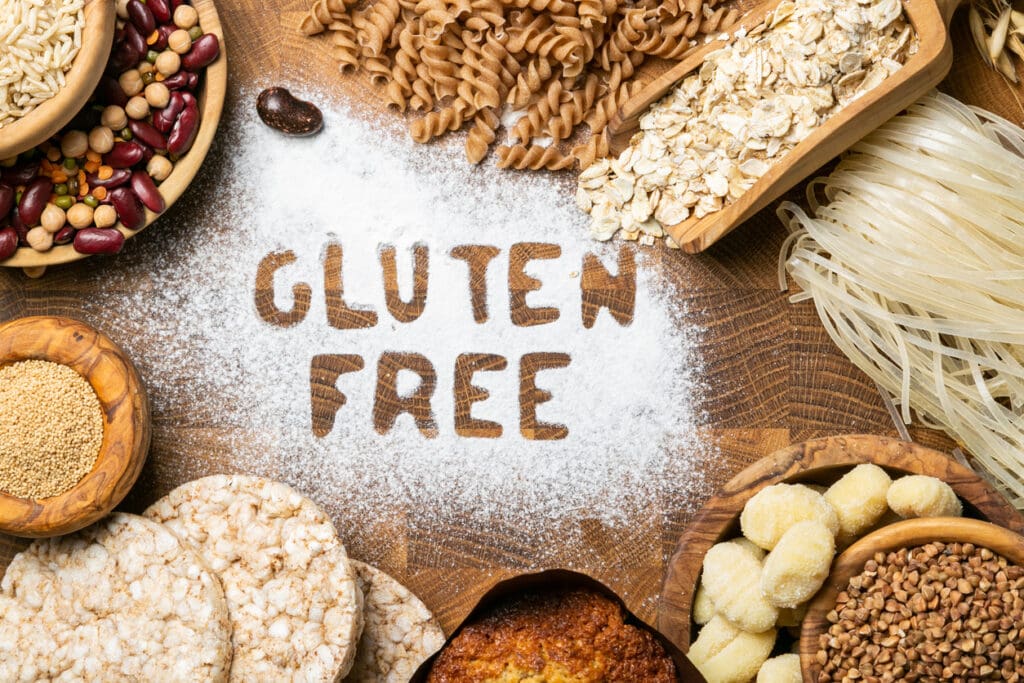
255, 242, 637, 440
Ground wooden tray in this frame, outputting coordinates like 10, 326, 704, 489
657, 434, 1024, 651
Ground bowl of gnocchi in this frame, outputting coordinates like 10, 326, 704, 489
660, 434, 1024, 683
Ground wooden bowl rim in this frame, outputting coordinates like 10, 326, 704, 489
657, 434, 1024, 650
799, 517, 1024, 681
0, 0, 116, 161
0, 316, 150, 537
1, 0, 227, 269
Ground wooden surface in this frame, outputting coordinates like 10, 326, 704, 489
0, 0, 115, 161
0, 0, 1021, 642
799, 517, 1024, 681
0, 316, 150, 537
659, 434, 1024, 650
608, 0, 961, 253
4, 0, 228, 270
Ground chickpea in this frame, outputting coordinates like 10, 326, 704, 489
147, 154, 173, 182
93, 204, 118, 229
66, 203, 95, 229
173, 4, 199, 29
101, 105, 128, 131
155, 50, 181, 77
118, 69, 144, 97
40, 203, 66, 234
138, 61, 155, 76
168, 29, 192, 54
144, 82, 171, 109
26, 227, 53, 252
88, 126, 115, 155
125, 96, 151, 120
115, 0, 130, 19
60, 131, 89, 159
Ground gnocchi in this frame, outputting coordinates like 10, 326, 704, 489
761, 520, 835, 608
689, 615, 776, 683
886, 474, 962, 519
756, 653, 801, 682
740, 484, 839, 550
702, 541, 778, 632
824, 463, 892, 538
693, 582, 715, 625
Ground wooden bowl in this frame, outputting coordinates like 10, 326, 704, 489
2, 0, 227, 272
799, 517, 1024, 681
0, 0, 116, 161
658, 434, 1024, 651
0, 316, 150, 537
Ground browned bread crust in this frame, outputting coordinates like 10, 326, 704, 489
426, 589, 679, 682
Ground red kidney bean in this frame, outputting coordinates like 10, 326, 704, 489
106, 141, 146, 168
151, 23, 174, 52
1, 162, 40, 186
87, 168, 132, 189
74, 228, 125, 255
127, 0, 155, 37
167, 97, 200, 155
131, 171, 165, 213
170, 0, 187, 7
161, 71, 190, 91
128, 120, 167, 151
153, 92, 185, 133
182, 34, 220, 70
96, 75, 129, 107
148, 0, 171, 22
12, 213, 28, 245
0, 184, 13, 219
53, 226, 75, 246
109, 187, 146, 230
111, 24, 146, 72
0, 227, 17, 260
18, 178, 52, 226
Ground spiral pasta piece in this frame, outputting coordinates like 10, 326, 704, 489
354, 0, 402, 57
328, 16, 361, 70
409, 99, 474, 142
496, 143, 575, 170
510, 78, 568, 143
302, 0, 350, 35
571, 128, 608, 168
465, 108, 500, 163
507, 55, 554, 108
547, 73, 600, 140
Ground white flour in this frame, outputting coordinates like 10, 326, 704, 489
87, 91, 717, 565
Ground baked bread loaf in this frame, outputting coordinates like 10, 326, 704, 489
426, 588, 678, 682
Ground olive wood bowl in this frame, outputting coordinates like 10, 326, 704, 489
2, 0, 227, 273
0, 316, 150, 537
0, 0, 116, 161
799, 517, 1024, 681
659, 434, 1024, 651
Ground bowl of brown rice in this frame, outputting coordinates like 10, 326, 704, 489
0, 0, 116, 160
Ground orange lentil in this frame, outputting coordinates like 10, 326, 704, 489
40, 159, 53, 173
44, 147, 61, 162
97, 166, 114, 180
80, 183, 90, 197
147, 29, 160, 45
51, 170, 68, 184
83, 160, 100, 174
92, 186, 107, 201
155, 73, 165, 82
86, 151, 102, 164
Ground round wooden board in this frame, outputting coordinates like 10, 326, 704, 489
658, 434, 1024, 651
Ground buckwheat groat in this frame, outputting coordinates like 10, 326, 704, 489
345, 561, 445, 682
144, 475, 363, 682
0, 513, 232, 682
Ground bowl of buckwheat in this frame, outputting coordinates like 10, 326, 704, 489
801, 517, 1024, 682
0, 316, 150, 538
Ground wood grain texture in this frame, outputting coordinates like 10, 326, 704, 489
3, 0, 227, 270
0, 0, 115, 160
0, 0, 1020, 639
0, 316, 150, 537
659, 435, 1024, 650
608, 0, 963, 253
799, 517, 1024, 682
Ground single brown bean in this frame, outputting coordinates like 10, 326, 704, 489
18, 178, 52, 226
0, 227, 16, 260
181, 33, 220, 70
167, 95, 199, 155
130, 171, 165, 213
127, 0, 155, 37
1, 162, 40, 186
53, 226, 75, 245
87, 168, 132, 189
106, 141, 146, 168
96, 75, 129, 108
153, 92, 185, 133
112, 24, 146, 72
128, 119, 168, 151
151, 23, 175, 52
109, 187, 146, 230
0, 184, 13, 219
257, 87, 323, 136
74, 228, 126, 255
161, 71, 190, 91
148, 0, 171, 22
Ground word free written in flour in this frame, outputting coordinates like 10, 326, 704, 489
255, 241, 637, 440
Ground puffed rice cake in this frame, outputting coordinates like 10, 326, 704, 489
144, 475, 363, 682
0, 512, 232, 682
344, 561, 445, 682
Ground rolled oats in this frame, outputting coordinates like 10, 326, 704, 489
0, 513, 232, 682
344, 561, 445, 683
144, 475, 363, 682
578, 0, 917, 243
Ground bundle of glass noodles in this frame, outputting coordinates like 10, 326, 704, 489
780, 91, 1024, 508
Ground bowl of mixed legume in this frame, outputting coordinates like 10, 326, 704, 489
0, 316, 150, 538
0, 0, 226, 275
802, 517, 1024, 682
